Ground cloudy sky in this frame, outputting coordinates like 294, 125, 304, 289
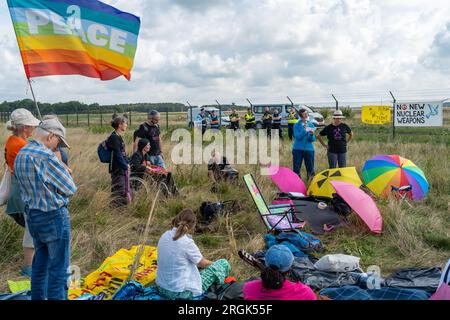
1, 0, 450, 106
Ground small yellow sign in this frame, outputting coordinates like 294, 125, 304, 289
362, 106, 391, 124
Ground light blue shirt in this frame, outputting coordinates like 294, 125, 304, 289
293, 120, 316, 151
14, 140, 77, 212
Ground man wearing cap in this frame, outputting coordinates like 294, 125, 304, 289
243, 245, 316, 300
14, 118, 77, 300
318, 109, 353, 169
195, 108, 208, 135
133, 110, 166, 168
210, 110, 220, 131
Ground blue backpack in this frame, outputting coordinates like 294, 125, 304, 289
97, 139, 112, 163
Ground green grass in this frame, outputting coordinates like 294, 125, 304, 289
0, 117, 448, 292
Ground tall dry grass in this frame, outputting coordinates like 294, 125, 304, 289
0, 123, 448, 291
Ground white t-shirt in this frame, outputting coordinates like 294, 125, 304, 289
156, 228, 203, 296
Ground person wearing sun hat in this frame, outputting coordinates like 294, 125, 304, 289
243, 245, 317, 300
318, 109, 353, 169
14, 118, 77, 300
4, 108, 41, 277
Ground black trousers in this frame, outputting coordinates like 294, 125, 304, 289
272, 124, 283, 139
263, 122, 272, 137
245, 123, 255, 130
288, 124, 294, 140
230, 122, 240, 130
111, 171, 128, 207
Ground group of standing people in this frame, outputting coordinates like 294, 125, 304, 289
292, 109, 353, 181
3, 109, 76, 300
105, 110, 178, 206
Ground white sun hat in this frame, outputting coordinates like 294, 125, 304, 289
6, 108, 41, 127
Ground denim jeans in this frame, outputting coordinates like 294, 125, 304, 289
26, 207, 70, 300
148, 155, 166, 169
327, 152, 347, 168
292, 149, 315, 179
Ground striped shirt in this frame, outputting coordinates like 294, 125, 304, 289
14, 140, 77, 212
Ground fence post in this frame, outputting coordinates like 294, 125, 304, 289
87, 108, 90, 127
129, 109, 132, 127
100, 110, 103, 127
66, 114, 69, 126
166, 109, 169, 130
76, 109, 79, 126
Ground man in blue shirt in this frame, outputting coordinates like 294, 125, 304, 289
210, 110, 220, 131
292, 109, 316, 181
196, 108, 208, 135
14, 118, 77, 300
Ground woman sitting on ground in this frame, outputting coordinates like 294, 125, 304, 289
130, 138, 178, 196
243, 245, 317, 300
156, 209, 231, 299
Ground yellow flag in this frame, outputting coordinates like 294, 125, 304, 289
361, 106, 391, 124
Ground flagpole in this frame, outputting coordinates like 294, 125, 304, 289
27, 78, 42, 120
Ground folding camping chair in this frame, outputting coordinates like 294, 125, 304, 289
243, 174, 305, 233
391, 185, 413, 208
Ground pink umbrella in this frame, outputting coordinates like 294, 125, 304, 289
268, 166, 307, 195
329, 180, 383, 234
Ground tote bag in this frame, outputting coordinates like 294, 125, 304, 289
0, 169, 12, 205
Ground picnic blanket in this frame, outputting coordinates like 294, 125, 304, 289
384, 267, 441, 293
112, 281, 205, 300
320, 285, 431, 300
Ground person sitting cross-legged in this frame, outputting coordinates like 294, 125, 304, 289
243, 245, 317, 300
156, 209, 231, 299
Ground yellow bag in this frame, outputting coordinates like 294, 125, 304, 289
68, 246, 157, 300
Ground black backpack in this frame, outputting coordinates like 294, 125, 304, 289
199, 200, 241, 222
200, 202, 224, 222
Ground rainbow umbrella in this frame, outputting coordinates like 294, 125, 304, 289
362, 155, 429, 201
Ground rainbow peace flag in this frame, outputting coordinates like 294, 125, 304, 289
7, 0, 140, 80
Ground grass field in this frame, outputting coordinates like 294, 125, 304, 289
0, 111, 449, 293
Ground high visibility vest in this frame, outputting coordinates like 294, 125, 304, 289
230, 113, 239, 122
288, 112, 298, 124
245, 113, 255, 123
263, 112, 272, 122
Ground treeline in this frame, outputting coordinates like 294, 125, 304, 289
0, 99, 246, 115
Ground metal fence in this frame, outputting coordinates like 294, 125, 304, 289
0, 110, 186, 129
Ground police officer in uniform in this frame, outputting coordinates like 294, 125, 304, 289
272, 108, 283, 139
287, 107, 299, 140
262, 107, 273, 138
244, 108, 256, 130
210, 110, 220, 131
229, 108, 240, 131
196, 108, 208, 135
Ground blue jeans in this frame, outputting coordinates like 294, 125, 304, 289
148, 155, 166, 169
292, 150, 315, 179
26, 207, 70, 300
327, 152, 347, 168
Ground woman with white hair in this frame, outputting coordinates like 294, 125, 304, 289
4, 108, 40, 277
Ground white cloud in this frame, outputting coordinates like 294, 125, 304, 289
0, 0, 449, 105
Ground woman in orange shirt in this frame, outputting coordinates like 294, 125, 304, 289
4, 109, 40, 277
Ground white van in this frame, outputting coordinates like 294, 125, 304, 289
186, 106, 225, 128
251, 104, 324, 128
